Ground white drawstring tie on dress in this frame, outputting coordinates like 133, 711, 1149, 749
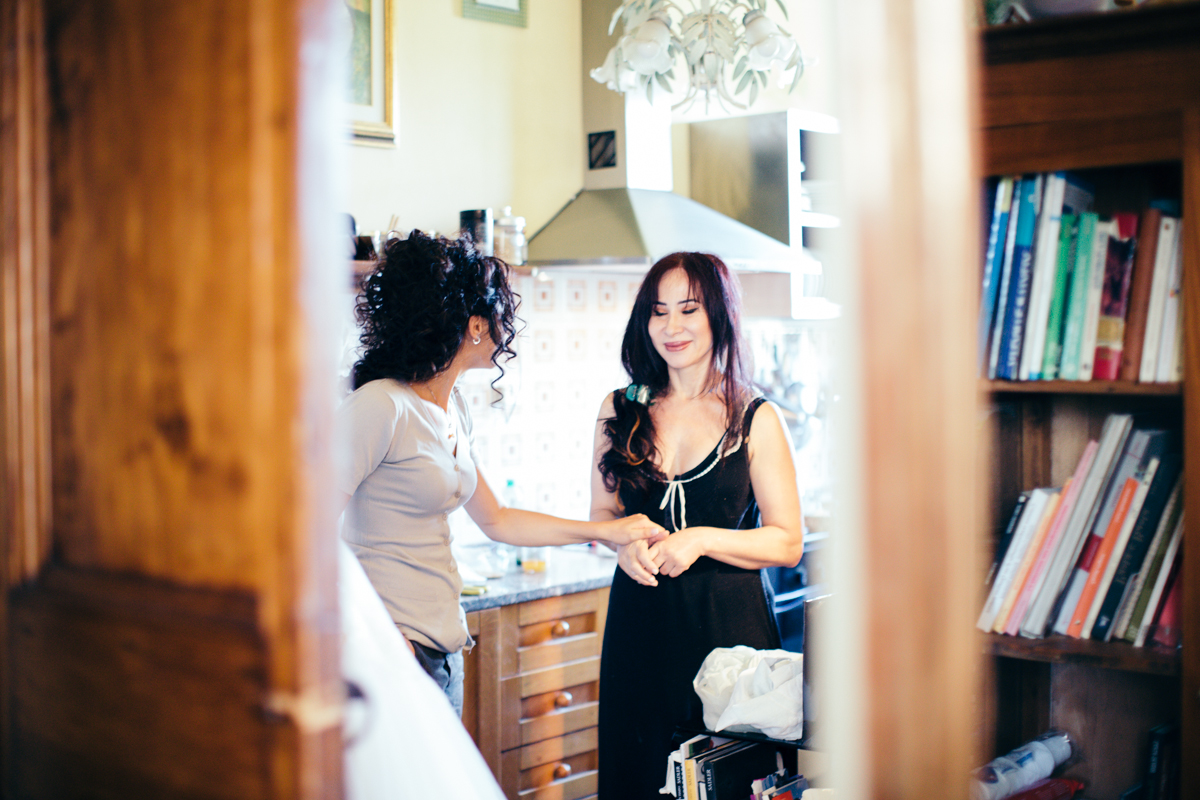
658, 433, 728, 532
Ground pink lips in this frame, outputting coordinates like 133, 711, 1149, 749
663, 341, 690, 352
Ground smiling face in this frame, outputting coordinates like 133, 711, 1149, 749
648, 267, 714, 373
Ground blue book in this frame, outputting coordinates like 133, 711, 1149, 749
987, 177, 1024, 379
978, 177, 1015, 376
997, 175, 1044, 380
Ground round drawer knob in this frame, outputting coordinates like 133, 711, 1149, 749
553, 763, 572, 780
550, 620, 571, 637
554, 691, 573, 708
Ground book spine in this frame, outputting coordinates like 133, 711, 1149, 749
978, 177, 1015, 376
1077, 220, 1112, 380
1091, 213, 1139, 381
989, 177, 1025, 379
1137, 215, 1176, 381
1022, 173, 1065, 380
995, 490, 1061, 633
1041, 213, 1078, 380
1112, 469, 1181, 640
1092, 457, 1181, 640
999, 176, 1043, 380
1154, 223, 1184, 383
1119, 207, 1163, 381
988, 491, 1056, 633
1134, 515, 1183, 647
1022, 414, 1132, 637
986, 492, 1030, 589
1081, 461, 1157, 638
1065, 476, 1138, 637
1058, 212, 1098, 380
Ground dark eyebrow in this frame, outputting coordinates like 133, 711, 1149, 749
651, 297, 700, 305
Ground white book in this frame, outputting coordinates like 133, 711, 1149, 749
1154, 222, 1184, 383
977, 489, 1053, 632
1020, 174, 1066, 381
1080, 458, 1158, 638
1111, 478, 1182, 641
1020, 413, 1133, 638
1077, 221, 1113, 381
1168, 311, 1184, 381
1133, 511, 1184, 647
1138, 217, 1179, 382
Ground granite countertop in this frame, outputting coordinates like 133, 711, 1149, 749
456, 543, 619, 612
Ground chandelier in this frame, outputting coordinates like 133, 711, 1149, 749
591, 0, 805, 113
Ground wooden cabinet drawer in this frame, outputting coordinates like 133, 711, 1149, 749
502, 673, 599, 750
499, 728, 599, 800
463, 587, 610, 800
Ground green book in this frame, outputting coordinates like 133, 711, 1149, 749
1057, 212, 1098, 380
1041, 213, 1078, 380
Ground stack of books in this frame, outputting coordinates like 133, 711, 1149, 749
978, 173, 1184, 383
977, 414, 1183, 646
664, 735, 808, 800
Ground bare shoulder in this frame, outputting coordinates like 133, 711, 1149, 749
747, 399, 794, 455
596, 390, 617, 422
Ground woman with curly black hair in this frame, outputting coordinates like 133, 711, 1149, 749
590, 252, 805, 799
338, 231, 666, 715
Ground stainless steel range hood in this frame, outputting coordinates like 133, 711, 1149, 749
525, 0, 808, 274
527, 186, 804, 272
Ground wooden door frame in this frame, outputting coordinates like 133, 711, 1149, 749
1, 1, 344, 796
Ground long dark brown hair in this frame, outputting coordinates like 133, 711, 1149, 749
598, 252, 753, 503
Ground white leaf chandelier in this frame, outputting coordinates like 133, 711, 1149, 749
591, 0, 805, 113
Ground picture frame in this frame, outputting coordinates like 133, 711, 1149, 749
345, 0, 394, 146
462, 0, 528, 28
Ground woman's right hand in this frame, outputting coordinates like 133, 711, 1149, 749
600, 513, 668, 547
617, 539, 660, 587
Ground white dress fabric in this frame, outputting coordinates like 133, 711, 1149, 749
340, 539, 505, 800
337, 378, 478, 653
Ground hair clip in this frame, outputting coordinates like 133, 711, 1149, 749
624, 384, 653, 405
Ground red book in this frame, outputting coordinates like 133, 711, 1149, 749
1092, 212, 1139, 381
1150, 555, 1182, 648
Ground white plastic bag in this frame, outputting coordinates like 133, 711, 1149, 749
692, 645, 804, 741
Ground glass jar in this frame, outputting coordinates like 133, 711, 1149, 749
519, 546, 547, 574
494, 205, 526, 266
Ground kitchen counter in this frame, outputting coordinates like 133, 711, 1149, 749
457, 543, 618, 612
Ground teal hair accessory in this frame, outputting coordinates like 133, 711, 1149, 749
624, 384, 652, 405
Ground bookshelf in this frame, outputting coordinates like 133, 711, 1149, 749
978, 7, 1200, 800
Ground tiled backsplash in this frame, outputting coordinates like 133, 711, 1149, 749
456, 271, 639, 525
338, 269, 834, 546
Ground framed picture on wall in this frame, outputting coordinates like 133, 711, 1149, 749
344, 0, 394, 146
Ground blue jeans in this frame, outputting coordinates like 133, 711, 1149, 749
411, 640, 464, 717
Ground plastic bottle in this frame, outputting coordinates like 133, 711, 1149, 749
970, 731, 1072, 800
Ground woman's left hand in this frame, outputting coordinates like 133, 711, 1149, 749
598, 514, 668, 547
649, 528, 706, 578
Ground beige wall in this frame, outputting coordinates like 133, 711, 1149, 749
345, 0, 584, 238
344, 0, 834, 237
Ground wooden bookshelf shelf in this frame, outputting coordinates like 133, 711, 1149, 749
983, 379, 1182, 396
982, 632, 1180, 677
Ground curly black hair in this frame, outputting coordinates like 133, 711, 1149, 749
351, 230, 519, 393
598, 252, 753, 506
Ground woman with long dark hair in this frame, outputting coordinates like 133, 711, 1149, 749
591, 252, 805, 798
339, 231, 665, 715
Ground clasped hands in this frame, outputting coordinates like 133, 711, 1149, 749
617, 528, 704, 587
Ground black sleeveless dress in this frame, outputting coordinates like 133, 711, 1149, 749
598, 397, 781, 799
